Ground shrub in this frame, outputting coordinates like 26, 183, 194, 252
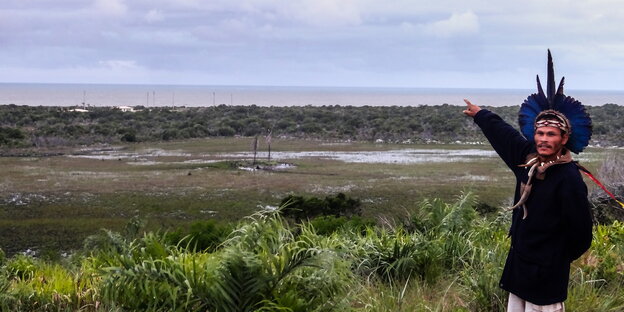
5, 255, 36, 280
310, 215, 375, 236
120, 132, 137, 142
279, 193, 362, 221
2, 194, 624, 311
0, 126, 27, 147
166, 220, 232, 252
100, 209, 354, 311
217, 126, 236, 136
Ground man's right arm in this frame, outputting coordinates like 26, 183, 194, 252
464, 99, 533, 169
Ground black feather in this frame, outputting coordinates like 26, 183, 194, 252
557, 77, 565, 95
547, 49, 555, 107
536, 75, 547, 105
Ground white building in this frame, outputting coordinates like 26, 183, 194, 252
116, 106, 135, 112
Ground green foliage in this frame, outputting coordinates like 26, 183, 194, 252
459, 222, 509, 311
280, 193, 362, 221
1, 195, 624, 311
567, 223, 624, 311
120, 130, 137, 142
5, 255, 37, 280
409, 194, 477, 235
98, 209, 353, 311
0, 126, 27, 147
165, 220, 232, 252
355, 227, 445, 283
310, 215, 375, 236
0, 255, 99, 311
3, 104, 624, 148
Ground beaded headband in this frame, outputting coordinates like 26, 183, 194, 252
534, 110, 570, 134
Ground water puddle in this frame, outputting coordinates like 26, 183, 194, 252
66, 146, 607, 166
219, 149, 497, 164
69, 148, 190, 160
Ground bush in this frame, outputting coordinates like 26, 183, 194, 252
217, 126, 236, 136
166, 220, 232, 252
310, 215, 375, 235
279, 193, 362, 221
5, 255, 36, 280
99, 209, 353, 311
0, 126, 26, 147
120, 132, 137, 142
3, 195, 624, 311
3, 104, 624, 147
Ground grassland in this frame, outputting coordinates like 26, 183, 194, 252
0, 137, 618, 255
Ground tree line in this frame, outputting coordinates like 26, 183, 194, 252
1, 103, 623, 148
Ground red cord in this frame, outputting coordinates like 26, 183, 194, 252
577, 164, 624, 209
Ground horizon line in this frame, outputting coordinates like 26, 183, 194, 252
1, 82, 624, 93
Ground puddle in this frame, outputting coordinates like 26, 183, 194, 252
271, 163, 296, 170
128, 161, 162, 166
451, 175, 495, 182
66, 146, 607, 166
220, 149, 497, 164
238, 163, 297, 171
180, 159, 220, 164
311, 184, 360, 193
127, 159, 221, 166
68, 148, 190, 160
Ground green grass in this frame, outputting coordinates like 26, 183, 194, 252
1, 194, 622, 311
0, 138, 619, 255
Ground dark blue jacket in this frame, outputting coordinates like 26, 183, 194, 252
474, 109, 593, 305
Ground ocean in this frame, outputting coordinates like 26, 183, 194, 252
1, 83, 623, 107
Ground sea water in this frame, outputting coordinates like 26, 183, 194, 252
1, 83, 623, 107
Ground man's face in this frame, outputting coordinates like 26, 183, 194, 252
534, 125, 569, 159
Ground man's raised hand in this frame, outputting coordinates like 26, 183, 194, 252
463, 99, 481, 117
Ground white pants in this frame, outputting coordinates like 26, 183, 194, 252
507, 293, 564, 312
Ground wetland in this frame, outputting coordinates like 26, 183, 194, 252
1, 137, 619, 255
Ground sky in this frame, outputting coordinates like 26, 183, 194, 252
2, 0, 624, 90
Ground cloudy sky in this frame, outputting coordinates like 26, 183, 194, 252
2, 0, 624, 90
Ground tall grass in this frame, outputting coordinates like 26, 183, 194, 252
1, 194, 623, 311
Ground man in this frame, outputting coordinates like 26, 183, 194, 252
462, 52, 593, 312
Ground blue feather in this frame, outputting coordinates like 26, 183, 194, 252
518, 94, 547, 139
553, 94, 592, 153
517, 50, 593, 154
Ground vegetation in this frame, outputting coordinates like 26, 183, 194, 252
590, 152, 624, 224
1, 104, 624, 150
0, 136, 527, 256
2, 102, 623, 310
0, 194, 623, 311
280, 193, 363, 221
2, 136, 623, 256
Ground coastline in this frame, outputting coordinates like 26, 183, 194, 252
2, 83, 623, 107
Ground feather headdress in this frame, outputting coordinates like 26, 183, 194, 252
518, 50, 592, 154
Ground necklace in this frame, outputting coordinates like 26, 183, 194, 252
539, 155, 561, 167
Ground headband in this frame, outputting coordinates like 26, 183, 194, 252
534, 110, 570, 134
